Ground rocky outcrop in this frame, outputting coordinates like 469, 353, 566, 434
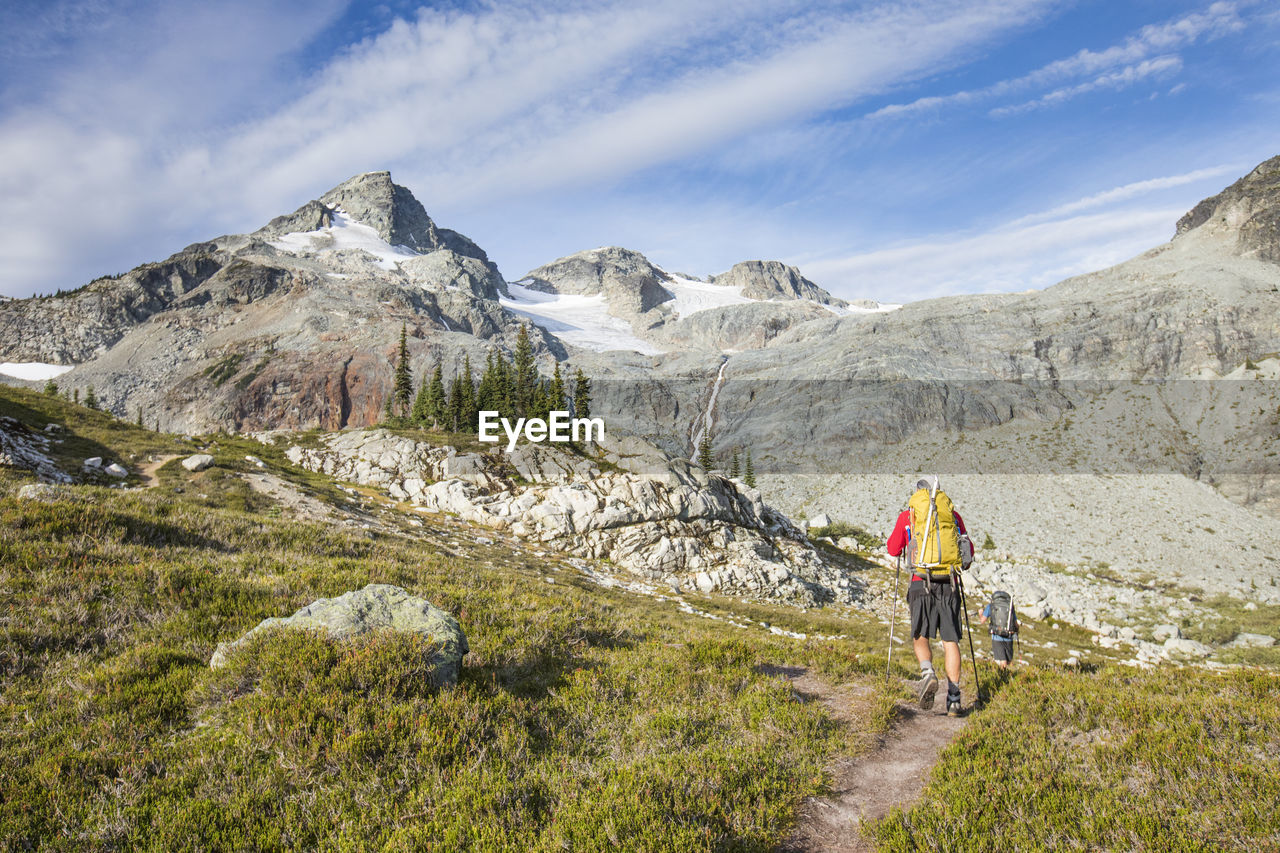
712, 260, 846, 307
0, 251, 223, 364
1176, 155, 1280, 262
284, 430, 859, 606
522, 247, 673, 317
210, 583, 469, 686
0, 416, 70, 483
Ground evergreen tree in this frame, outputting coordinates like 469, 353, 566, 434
427, 360, 446, 428
513, 325, 539, 416
84, 385, 99, 410
744, 449, 756, 488
456, 355, 477, 432
411, 374, 431, 425
393, 324, 413, 417
446, 371, 462, 432
43, 380, 58, 396
136, 408, 144, 427
529, 380, 549, 424
573, 368, 591, 420
383, 392, 395, 422
697, 432, 713, 471
73, 388, 80, 405
729, 448, 741, 480
548, 362, 566, 413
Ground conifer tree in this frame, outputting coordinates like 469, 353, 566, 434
744, 449, 756, 488
457, 354, 477, 432
84, 385, 99, 410
393, 324, 413, 417
573, 368, 591, 420
43, 380, 58, 396
549, 362, 566, 413
697, 432, 713, 471
427, 360, 446, 428
512, 325, 537, 416
136, 408, 144, 427
73, 388, 80, 405
383, 392, 395, 422
445, 371, 459, 432
729, 448, 741, 480
411, 374, 431, 425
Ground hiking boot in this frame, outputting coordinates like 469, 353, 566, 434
946, 695, 963, 717
917, 671, 938, 709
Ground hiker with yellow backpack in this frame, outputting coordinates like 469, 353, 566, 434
885, 475, 976, 716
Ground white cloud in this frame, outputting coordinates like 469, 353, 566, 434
800, 206, 1183, 303
865, 1, 1245, 121
989, 55, 1184, 117
793, 163, 1248, 302
0, 0, 1065, 297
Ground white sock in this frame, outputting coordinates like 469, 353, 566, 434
921, 663, 934, 677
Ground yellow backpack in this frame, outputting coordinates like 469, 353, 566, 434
907, 486, 962, 578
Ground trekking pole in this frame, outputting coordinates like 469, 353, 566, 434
956, 572, 982, 706
886, 555, 901, 684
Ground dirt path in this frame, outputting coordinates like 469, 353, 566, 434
139, 454, 180, 487
775, 668, 969, 853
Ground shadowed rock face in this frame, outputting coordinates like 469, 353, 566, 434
1177, 155, 1280, 262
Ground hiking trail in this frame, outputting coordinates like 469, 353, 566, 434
139, 454, 180, 487
772, 666, 969, 853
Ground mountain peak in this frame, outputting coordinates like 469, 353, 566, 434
254, 171, 493, 266
1175, 154, 1280, 263
712, 260, 846, 307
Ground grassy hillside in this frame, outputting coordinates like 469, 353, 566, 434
871, 665, 1280, 852
3, 384, 1278, 851
1, 385, 897, 851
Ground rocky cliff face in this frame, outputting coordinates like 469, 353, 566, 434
1176, 154, 1280, 262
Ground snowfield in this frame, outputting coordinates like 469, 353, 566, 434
270, 209, 418, 271
662, 276, 754, 319
0, 362, 75, 381
500, 282, 665, 355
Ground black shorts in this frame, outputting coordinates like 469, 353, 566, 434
992, 635, 1014, 662
908, 578, 961, 643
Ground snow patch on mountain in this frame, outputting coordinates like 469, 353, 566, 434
662, 275, 754, 318
0, 362, 75, 381
269, 209, 419, 270
500, 282, 664, 355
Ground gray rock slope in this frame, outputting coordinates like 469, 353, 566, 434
282, 429, 861, 606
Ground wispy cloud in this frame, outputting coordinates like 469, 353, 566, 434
866, 1, 1245, 121
793, 162, 1251, 302
989, 54, 1184, 116
0, 0, 1063, 297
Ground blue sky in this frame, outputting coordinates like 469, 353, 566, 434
1, 0, 1277, 302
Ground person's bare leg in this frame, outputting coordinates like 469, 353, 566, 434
913, 636, 933, 668
943, 642, 961, 684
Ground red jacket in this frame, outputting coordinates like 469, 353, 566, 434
887, 508, 967, 581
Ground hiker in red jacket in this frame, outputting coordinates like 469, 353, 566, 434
887, 475, 970, 716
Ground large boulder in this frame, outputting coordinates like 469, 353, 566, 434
210, 583, 469, 685
182, 454, 215, 472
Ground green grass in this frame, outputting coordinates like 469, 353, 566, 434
1, 386, 900, 851
871, 665, 1280, 852
5, 383, 1280, 851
